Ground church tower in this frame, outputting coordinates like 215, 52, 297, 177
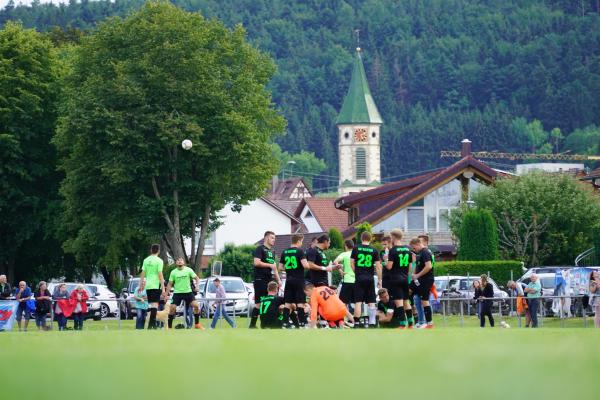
336, 47, 383, 196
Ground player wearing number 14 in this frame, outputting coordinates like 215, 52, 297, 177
385, 229, 415, 328
279, 234, 310, 328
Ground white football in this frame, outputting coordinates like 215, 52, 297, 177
181, 139, 193, 150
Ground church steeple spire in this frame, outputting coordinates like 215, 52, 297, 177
337, 43, 382, 196
336, 47, 382, 125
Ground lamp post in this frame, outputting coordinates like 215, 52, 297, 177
287, 160, 296, 179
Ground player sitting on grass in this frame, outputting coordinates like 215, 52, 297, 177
259, 281, 285, 329
165, 257, 204, 330
376, 288, 399, 328
304, 283, 354, 329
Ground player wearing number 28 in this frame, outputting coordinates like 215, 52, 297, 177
350, 231, 382, 328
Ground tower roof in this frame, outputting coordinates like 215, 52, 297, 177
336, 48, 383, 125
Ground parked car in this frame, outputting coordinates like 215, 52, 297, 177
119, 278, 141, 319
245, 282, 255, 311
431, 275, 464, 313
86, 284, 118, 318
199, 276, 250, 317
442, 276, 509, 315
47, 282, 103, 321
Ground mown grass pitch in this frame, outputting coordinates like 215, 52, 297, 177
1, 320, 599, 400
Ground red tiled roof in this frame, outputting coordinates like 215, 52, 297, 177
339, 156, 497, 238
295, 197, 349, 233
267, 177, 313, 200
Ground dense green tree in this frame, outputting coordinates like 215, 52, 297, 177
0, 22, 61, 283
214, 243, 255, 282
3, 0, 600, 188
473, 172, 600, 266
272, 144, 327, 188
457, 209, 500, 261
328, 228, 344, 250
54, 2, 285, 273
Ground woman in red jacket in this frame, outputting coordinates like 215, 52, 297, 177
70, 285, 89, 330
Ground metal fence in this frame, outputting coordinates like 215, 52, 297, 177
0, 297, 251, 331
435, 294, 596, 328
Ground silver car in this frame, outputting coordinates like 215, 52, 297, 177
199, 276, 250, 317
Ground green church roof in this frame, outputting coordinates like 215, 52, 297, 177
336, 49, 383, 125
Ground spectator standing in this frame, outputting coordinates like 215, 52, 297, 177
479, 275, 495, 327
0, 275, 11, 299
210, 278, 236, 329
15, 281, 32, 332
473, 279, 483, 319
70, 285, 89, 330
589, 271, 600, 329
34, 281, 52, 330
524, 274, 542, 328
134, 286, 148, 330
507, 280, 529, 326
53, 283, 70, 330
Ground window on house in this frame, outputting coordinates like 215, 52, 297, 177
439, 209, 450, 231
349, 207, 359, 225
407, 208, 424, 231
355, 148, 366, 179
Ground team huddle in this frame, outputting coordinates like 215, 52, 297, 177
248, 229, 436, 330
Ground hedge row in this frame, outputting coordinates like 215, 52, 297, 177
434, 260, 524, 286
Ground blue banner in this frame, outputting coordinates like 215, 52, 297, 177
0, 301, 18, 331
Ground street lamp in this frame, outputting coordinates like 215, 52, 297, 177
287, 160, 296, 179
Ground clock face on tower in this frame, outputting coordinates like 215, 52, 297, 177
353, 128, 367, 142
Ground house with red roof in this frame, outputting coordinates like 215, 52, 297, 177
334, 140, 499, 259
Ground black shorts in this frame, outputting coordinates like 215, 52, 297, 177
413, 280, 434, 300
147, 289, 162, 303
339, 282, 355, 304
388, 279, 409, 301
254, 279, 269, 304
354, 279, 376, 304
172, 292, 196, 307
284, 278, 306, 304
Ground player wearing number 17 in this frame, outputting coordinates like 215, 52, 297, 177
278, 234, 310, 328
350, 231, 382, 328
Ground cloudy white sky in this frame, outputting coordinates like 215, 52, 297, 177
1, 0, 74, 10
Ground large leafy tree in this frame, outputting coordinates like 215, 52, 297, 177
0, 22, 61, 283
473, 172, 600, 266
55, 2, 285, 273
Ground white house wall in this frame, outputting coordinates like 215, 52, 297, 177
299, 205, 323, 233
184, 198, 293, 256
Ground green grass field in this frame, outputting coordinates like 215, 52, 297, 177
1, 317, 599, 400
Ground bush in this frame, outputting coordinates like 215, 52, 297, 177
457, 209, 499, 260
328, 228, 344, 250
213, 243, 256, 282
434, 260, 523, 286
354, 222, 373, 245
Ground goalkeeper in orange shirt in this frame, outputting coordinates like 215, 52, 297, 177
304, 283, 354, 328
